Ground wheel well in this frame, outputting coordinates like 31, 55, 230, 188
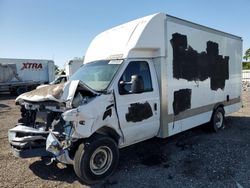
210, 103, 225, 122
69, 127, 120, 159
96, 126, 120, 144
213, 103, 224, 111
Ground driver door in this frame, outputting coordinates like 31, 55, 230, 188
114, 60, 160, 146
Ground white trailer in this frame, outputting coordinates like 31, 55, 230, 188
8, 13, 242, 184
65, 59, 83, 77
0, 58, 55, 95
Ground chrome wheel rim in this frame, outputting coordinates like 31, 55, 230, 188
215, 111, 223, 129
90, 146, 113, 175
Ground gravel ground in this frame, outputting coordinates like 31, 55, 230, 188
242, 81, 250, 91
0, 90, 250, 188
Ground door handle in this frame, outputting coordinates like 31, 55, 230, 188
154, 103, 157, 111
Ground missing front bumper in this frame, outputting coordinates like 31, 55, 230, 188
10, 147, 52, 158
8, 124, 50, 158
8, 124, 73, 164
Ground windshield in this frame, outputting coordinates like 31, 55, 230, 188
69, 60, 122, 91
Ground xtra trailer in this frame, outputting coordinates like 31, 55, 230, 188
0, 58, 55, 95
8, 13, 242, 184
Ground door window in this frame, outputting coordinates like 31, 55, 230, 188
119, 61, 152, 95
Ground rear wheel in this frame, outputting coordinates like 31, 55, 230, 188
74, 135, 119, 184
210, 107, 225, 132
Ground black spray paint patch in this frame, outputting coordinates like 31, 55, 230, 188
173, 89, 192, 115
126, 102, 153, 122
102, 104, 114, 120
170, 33, 229, 90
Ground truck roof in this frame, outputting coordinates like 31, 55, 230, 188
84, 13, 166, 63
84, 13, 242, 63
166, 14, 242, 41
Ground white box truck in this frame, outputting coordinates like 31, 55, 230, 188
0, 58, 55, 95
8, 13, 242, 184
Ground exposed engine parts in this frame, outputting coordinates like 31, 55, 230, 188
9, 81, 97, 163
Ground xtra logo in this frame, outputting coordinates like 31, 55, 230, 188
21, 63, 43, 70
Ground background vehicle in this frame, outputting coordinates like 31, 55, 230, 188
49, 59, 83, 84
65, 59, 83, 77
0, 58, 55, 95
8, 13, 242, 184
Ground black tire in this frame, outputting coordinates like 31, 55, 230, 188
74, 134, 119, 184
210, 107, 225, 132
10, 88, 17, 95
16, 87, 27, 95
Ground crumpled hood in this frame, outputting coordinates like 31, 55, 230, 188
16, 80, 97, 104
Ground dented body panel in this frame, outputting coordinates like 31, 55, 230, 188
62, 93, 122, 140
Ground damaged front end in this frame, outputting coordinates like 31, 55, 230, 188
8, 80, 98, 164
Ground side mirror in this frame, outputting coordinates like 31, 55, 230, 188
131, 75, 144, 93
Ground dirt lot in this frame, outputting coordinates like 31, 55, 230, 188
0, 91, 250, 188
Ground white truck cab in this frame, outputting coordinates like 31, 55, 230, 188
8, 13, 242, 184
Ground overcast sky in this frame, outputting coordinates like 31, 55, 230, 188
0, 0, 249, 67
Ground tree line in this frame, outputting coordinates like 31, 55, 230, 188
243, 48, 250, 70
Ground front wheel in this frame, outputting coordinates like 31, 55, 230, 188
210, 107, 225, 132
74, 135, 119, 184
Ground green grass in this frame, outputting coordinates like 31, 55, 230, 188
243, 62, 250, 70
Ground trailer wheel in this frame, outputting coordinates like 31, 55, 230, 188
10, 88, 17, 95
16, 87, 27, 95
74, 135, 119, 184
210, 107, 225, 132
